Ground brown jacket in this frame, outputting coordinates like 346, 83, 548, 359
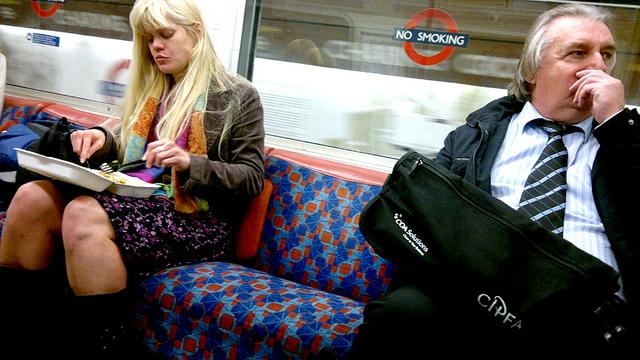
99, 75, 265, 224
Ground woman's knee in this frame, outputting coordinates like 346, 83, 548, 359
9, 181, 64, 217
0, 181, 63, 268
61, 196, 114, 250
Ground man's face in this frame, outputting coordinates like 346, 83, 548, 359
529, 16, 616, 123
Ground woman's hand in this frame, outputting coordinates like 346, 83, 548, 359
143, 139, 191, 172
69, 129, 106, 163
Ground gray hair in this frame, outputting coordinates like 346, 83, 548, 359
508, 3, 615, 102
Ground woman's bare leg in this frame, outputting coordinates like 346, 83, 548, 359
0, 180, 64, 269
61, 195, 127, 295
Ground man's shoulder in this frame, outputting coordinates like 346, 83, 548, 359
466, 95, 525, 126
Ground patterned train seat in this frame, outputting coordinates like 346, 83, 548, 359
136, 154, 396, 359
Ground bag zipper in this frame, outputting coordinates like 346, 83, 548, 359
408, 154, 423, 173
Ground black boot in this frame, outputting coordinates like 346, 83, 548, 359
70, 289, 155, 359
0, 265, 68, 359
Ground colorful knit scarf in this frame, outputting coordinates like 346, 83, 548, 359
122, 90, 208, 216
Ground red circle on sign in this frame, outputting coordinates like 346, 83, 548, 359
403, 8, 458, 66
103, 59, 131, 103
107, 59, 131, 82
31, 1, 61, 18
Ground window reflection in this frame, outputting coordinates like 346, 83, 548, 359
254, 0, 640, 158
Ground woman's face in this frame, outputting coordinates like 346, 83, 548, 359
146, 20, 196, 78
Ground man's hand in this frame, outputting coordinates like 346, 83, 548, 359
69, 129, 106, 163
143, 139, 191, 172
571, 69, 625, 123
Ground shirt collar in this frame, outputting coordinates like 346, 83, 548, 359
513, 101, 594, 143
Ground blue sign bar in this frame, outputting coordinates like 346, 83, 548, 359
392, 27, 469, 48
30, 33, 60, 47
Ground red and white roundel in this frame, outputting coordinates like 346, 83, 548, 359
31, 1, 62, 18
403, 8, 459, 66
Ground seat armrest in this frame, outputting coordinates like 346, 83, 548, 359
235, 179, 273, 261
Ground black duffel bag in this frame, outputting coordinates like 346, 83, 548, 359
16, 117, 84, 184
27, 116, 82, 164
359, 150, 627, 346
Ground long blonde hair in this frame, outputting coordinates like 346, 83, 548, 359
119, 0, 231, 158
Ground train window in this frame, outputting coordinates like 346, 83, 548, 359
0, 1, 134, 113
1, 1, 639, 162
252, 0, 640, 159
0, 1, 245, 114
0, 1, 133, 40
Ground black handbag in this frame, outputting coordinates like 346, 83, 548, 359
27, 117, 82, 164
16, 117, 84, 184
359, 151, 624, 343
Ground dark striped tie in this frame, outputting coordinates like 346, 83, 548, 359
518, 120, 577, 236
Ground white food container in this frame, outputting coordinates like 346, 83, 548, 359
15, 148, 160, 198
15, 148, 112, 192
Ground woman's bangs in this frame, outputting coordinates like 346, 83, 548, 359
132, 5, 169, 36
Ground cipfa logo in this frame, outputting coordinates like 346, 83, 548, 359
477, 293, 522, 330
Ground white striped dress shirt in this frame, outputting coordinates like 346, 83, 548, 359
490, 102, 619, 275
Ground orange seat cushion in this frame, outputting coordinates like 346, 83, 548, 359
235, 179, 273, 261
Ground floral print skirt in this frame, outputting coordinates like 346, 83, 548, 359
94, 193, 231, 279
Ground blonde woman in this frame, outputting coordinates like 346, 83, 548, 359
0, 0, 264, 356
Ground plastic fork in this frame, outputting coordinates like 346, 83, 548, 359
100, 159, 147, 173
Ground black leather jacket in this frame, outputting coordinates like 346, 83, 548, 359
435, 95, 640, 326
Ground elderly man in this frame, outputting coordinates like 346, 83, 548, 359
349, 3, 639, 358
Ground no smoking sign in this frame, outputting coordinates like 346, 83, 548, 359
394, 8, 469, 66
